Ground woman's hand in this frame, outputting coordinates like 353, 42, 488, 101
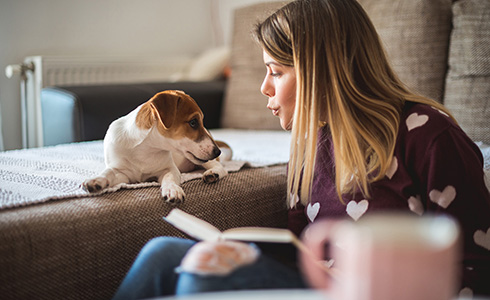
179, 240, 260, 276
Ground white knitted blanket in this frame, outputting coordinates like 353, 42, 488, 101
0, 129, 291, 210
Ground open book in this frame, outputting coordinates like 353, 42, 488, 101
163, 208, 337, 277
163, 208, 300, 244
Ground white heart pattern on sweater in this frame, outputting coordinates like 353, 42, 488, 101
406, 113, 429, 131
459, 288, 473, 299
346, 200, 369, 221
408, 195, 424, 216
474, 228, 490, 251
433, 106, 449, 117
307, 202, 320, 222
429, 185, 456, 209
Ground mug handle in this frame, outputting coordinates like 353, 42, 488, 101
299, 219, 341, 289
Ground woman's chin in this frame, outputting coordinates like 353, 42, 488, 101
280, 119, 293, 131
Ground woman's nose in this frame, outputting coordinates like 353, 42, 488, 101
260, 77, 274, 97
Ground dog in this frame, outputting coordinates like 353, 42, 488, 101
82, 90, 228, 204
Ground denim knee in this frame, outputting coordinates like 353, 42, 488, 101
175, 253, 306, 296
141, 236, 194, 260
112, 237, 195, 300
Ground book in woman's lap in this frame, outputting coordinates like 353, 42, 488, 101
163, 208, 299, 244
164, 208, 335, 277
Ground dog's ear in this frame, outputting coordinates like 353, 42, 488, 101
149, 91, 180, 129
135, 101, 155, 129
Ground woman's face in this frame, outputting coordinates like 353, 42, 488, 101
260, 51, 296, 131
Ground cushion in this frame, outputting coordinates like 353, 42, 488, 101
221, 2, 287, 130
358, 0, 453, 103
175, 46, 231, 82
444, 0, 490, 144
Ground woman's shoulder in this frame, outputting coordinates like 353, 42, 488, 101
403, 101, 455, 124
398, 101, 481, 164
400, 101, 457, 139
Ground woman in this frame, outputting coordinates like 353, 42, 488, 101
113, 0, 490, 298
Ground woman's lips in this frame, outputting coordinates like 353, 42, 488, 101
267, 102, 279, 116
269, 107, 279, 116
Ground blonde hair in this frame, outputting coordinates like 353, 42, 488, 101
255, 0, 455, 208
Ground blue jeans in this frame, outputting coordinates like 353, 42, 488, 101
112, 237, 307, 300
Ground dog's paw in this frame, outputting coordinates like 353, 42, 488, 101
82, 177, 109, 193
161, 182, 185, 204
202, 168, 228, 184
203, 170, 219, 183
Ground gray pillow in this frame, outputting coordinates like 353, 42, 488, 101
358, 0, 453, 103
444, 0, 490, 144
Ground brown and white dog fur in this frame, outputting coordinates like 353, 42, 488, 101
82, 90, 228, 204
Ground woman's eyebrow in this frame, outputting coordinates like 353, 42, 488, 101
265, 61, 281, 67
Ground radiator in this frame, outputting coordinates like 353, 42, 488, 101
6, 55, 192, 148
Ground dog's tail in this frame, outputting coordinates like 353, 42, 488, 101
216, 140, 232, 162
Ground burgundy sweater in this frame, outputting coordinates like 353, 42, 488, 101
288, 102, 490, 295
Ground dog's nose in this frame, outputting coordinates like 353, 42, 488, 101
213, 147, 221, 159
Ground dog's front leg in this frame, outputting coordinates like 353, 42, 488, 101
159, 166, 184, 204
82, 168, 130, 193
201, 160, 228, 184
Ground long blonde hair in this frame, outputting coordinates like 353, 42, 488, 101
255, 0, 455, 208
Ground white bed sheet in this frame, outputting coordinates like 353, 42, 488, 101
209, 129, 291, 166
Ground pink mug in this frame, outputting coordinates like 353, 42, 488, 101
299, 213, 461, 300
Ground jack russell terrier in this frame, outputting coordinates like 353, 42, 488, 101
82, 90, 228, 204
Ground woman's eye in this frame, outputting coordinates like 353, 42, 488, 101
189, 119, 198, 129
266, 66, 281, 77
270, 71, 281, 77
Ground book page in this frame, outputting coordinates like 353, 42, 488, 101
164, 209, 222, 241
221, 227, 296, 243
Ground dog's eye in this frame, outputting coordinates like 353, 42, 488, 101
189, 118, 198, 129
